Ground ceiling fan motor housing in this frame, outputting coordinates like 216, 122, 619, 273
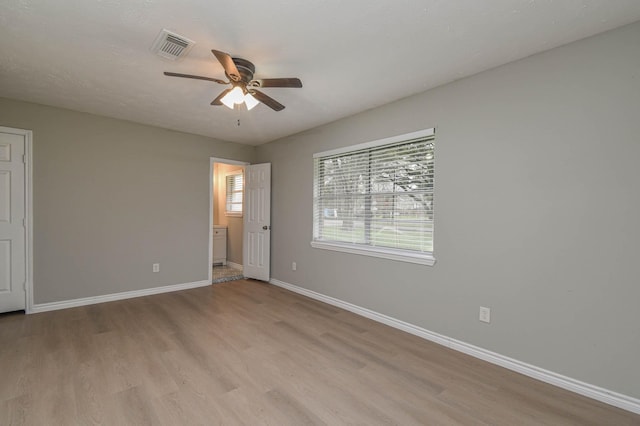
231, 58, 255, 84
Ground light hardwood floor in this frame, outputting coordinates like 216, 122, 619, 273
1, 279, 638, 425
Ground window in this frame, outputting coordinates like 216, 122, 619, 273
312, 129, 435, 265
225, 171, 243, 216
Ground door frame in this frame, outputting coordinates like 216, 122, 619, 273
0, 126, 33, 313
209, 157, 249, 283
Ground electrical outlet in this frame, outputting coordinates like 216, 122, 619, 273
153, 263, 160, 273
292, 262, 297, 271
479, 306, 491, 323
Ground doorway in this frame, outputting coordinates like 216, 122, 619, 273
0, 126, 32, 314
210, 158, 248, 283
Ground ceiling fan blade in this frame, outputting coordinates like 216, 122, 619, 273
251, 89, 285, 111
211, 49, 241, 82
163, 72, 227, 85
250, 78, 303, 88
211, 88, 232, 105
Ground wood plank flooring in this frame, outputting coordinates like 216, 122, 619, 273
1, 279, 638, 425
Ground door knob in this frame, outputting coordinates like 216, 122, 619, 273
262, 225, 271, 230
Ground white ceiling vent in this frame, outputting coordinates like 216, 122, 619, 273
151, 29, 195, 60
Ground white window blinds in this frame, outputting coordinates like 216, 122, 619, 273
225, 172, 243, 215
313, 129, 435, 263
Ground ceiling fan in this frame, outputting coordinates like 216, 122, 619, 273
164, 49, 302, 112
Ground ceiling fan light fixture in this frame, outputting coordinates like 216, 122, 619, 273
221, 86, 245, 109
244, 92, 259, 110
220, 94, 235, 109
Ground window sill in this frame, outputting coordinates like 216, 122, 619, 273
310, 241, 435, 266
225, 212, 243, 218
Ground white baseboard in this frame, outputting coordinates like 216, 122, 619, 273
30, 280, 211, 314
226, 261, 243, 270
270, 278, 640, 415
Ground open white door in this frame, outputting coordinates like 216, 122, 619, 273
0, 127, 28, 313
243, 163, 271, 281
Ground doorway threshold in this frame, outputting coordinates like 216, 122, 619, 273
212, 265, 244, 283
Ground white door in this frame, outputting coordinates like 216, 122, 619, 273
0, 127, 28, 313
243, 163, 271, 281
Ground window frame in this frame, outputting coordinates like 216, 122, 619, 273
224, 170, 244, 217
311, 128, 435, 266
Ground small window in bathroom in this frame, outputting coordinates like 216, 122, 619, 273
225, 171, 243, 216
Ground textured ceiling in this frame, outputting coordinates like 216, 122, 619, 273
1, 1, 640, 145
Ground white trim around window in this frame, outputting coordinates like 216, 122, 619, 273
313, 128, 435, 158
310, 240, 436, 266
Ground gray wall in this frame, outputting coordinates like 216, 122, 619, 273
0, 98, 255, 304
256, 22, 640, 399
